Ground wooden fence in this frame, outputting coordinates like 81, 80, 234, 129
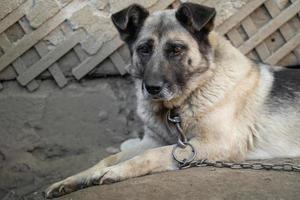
0, 0, 299, 91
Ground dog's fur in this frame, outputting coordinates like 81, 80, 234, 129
45, 3, 300, 198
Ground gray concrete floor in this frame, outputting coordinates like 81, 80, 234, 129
1, 78, 300, 200
57, 166, 300, 200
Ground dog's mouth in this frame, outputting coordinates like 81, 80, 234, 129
142, 82, 178, 101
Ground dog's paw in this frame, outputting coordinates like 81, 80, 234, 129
44, 178, 82, 199
99, 168, 122, 185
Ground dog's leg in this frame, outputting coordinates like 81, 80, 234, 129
98, 145, 178, 185
98, 137, 241, 185
45, 135, 161, 198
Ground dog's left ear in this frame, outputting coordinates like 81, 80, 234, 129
111, 4, 149, 44
175, 3, 216, 33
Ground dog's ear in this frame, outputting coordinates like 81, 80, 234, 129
175, 3, 216, 33
111, 4, 149, 44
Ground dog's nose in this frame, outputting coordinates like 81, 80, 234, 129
144, 82, 163, 95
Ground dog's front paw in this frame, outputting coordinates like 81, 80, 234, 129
100, 168, 122, 185
45, 178, 82, 199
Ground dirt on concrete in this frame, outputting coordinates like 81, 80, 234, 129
0, 77, 143, 200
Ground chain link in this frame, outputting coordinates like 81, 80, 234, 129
179, 159, 300, 172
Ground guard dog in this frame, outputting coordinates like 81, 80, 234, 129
45, 3, 300, 198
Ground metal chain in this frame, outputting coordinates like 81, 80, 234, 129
178, 159, 300, 172
166, 109, 300, 173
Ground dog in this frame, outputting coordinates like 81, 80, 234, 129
45, 2, 300, 198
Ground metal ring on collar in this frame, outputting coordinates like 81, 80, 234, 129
172, 142, 196, 166
167, 109, 181, 123
177, 137, 187, 148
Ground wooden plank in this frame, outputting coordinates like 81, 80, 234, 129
291, 0, 300, 16
149, 0, 175, 12
242, 17, 271, 60
0, 33, 11, 50
0, 82, 3, 90
265, 31, 300, 65
226, 29, 244, 47
18, 20, 68, 87
35, 42, 68, 87
73, 45, 89, 62
72, 37, 123, 80
0, 32, 39, 91
0, 0, 87, 73
60, 22, 89, 62
264, 0, 300, 61
216, 0, 268, 34
0, 0, 31, 34
13, 58, 40, 91
17, 30, 85, 86
239, 0, 300, 54
110, 52, 127, 75
264, 1, 297, 39
226, 28, 258, 60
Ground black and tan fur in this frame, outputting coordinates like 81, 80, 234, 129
45, 3, 300, 198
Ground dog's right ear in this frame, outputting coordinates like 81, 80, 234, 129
111, 4, 149, 45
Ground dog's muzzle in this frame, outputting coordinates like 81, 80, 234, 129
142, 81, 176, 101
144, 81, 164, 95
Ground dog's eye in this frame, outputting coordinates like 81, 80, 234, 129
173, 46, 182, 56
167, 44, 186, 57
137, 44, 152, 56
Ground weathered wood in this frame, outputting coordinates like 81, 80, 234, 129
216, 0, 267, 34
0, 0, 88, 73
264, 2, 297, 40
226, 29, 244, 47
13, 58, 40, 91
17, 30, 85, 86
0, 32, 39, 91
61, 22, 89, 62
72, 36, 123, 80
0, 65, 17, 80
94, 58, 123, 76
0, 33, 11, 50
239, 0, 300, 54
264, 0, 300, 61
35, 41, 68, 87
291, 0, 300, 16
18, 19, 68, 88
73, 45, 89, 62
242, 17, 271, 60
110, 52, 127, 75
0, 0, 31, 34
226, 28, 258, 60
265, 31, 300, 65
149, 0, 175, 12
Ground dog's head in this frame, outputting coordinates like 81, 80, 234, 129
111, 3, 216, 101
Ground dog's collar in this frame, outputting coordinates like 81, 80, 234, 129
166, 109, 187, 148
166, 109, 197, 167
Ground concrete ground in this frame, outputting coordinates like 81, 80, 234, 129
0, 77, 143, 200
1, 77, 300, 200
57, 166, 300, 200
